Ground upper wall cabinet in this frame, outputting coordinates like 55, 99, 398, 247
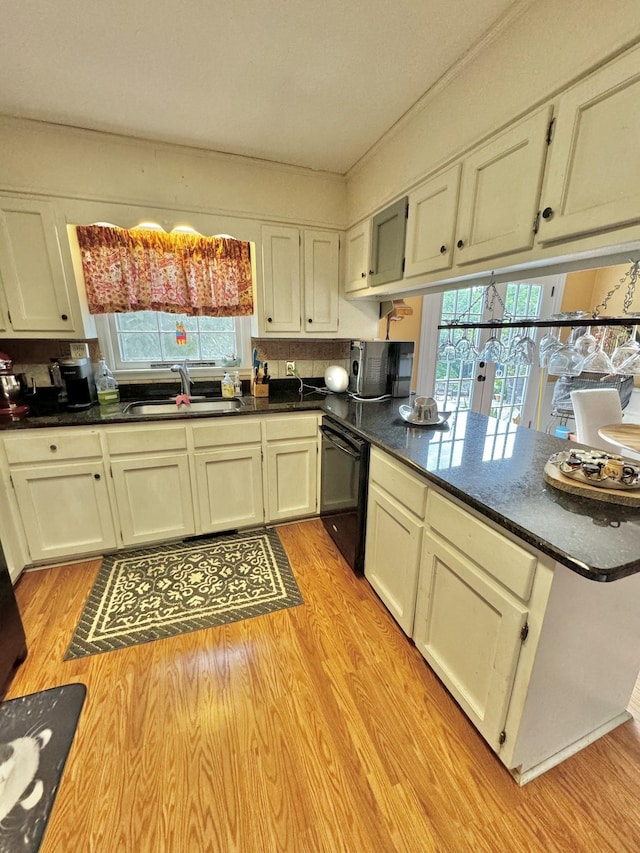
404, 164, 461, 278
344, 220, 371, 294
260, 224, 339, 335
369, 197, 408, 287
261, 224, 302, 333
454, 106, 552, 267
389, 107, 552, 285
537, 43, 640, 245
303, 229, 339, 333
0, 195, 90, 339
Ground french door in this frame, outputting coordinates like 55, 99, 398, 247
419, 275, 563, 428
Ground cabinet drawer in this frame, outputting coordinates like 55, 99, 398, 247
369, 448, 427, 519
4, 430, 102, 464
426, 491, 536, 601
192, 417, 262, 448
106, 426, 188, 455
264, 414, 318, 442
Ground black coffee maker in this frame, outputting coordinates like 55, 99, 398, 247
60, 357, 97, 410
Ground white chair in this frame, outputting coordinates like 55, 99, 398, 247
570, 388, 640, 460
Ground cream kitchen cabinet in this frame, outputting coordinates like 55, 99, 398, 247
364, 448, 427, 635
369, 197, 408, 287
537, 42, 640, 245
404, 165, 461, 279
192, 417, 264, 533
371, 106, 552, 290
264, 414, 318, 522
0, 195, 91, 338
453, 106, 552, 267
106, 425, 195, 547
3, 429, 117, 562
414, 524, 530, 748
344, 220, 371, 294
260, 224, 339, 334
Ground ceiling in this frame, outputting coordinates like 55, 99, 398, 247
0, 0, 522, 175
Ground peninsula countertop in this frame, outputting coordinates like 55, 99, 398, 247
320, 396, 640, 583
2, 385, 639, 582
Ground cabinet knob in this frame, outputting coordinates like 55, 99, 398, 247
49, 444, 57, 452
361, 271, 367, 278
440, 245, 447, 254
94, 473, 101, 480
542, 207, 554, 220
61, 314, 68, 321
369, 269, 375, 275
267, 316, 273, 323
456, 239, 464, 249
308, 318, 313, 324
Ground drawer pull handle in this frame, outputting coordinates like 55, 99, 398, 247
94, 473, 101, 480
50, 444, 57, 452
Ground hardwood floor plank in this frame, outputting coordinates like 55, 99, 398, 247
5, 518, 640, 852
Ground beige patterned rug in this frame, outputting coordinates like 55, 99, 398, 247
64, 529, 303, 660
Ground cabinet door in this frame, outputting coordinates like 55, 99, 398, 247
364, 483, 423, 635
303, 229, 339, 333
11, 461, 116, 562
265, 438, 317, 522
454, 107, 552, 266
538, 45, 640, 244
194, 446, 263, 533
413, 533, 528, 748
110, 454, 195, 547
0, 196, 76, 334
344, 221, 371, 294
404, 164, 461, 278
261, 224, 301, 333
369, 197, 408, 287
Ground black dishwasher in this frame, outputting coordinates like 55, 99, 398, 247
319, 417, 370, 575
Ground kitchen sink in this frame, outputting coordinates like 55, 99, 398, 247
122, 398, 242, 415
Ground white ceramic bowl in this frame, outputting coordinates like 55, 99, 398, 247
324, 365, 349, 393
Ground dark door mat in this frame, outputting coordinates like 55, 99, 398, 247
0, 683, 86, 853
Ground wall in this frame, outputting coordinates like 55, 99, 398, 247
377, 296, 424, 389
0, 117, 346, 230
346, 0, 640, 225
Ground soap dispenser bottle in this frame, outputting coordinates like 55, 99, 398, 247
233, 371, 243, 397
96, 358, 120, 408
221, 371, 234, 399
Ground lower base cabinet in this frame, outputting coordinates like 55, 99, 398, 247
364, 448, 428, 635
194, 446, 264, 533
264, 415, 319, 522
364, 447, 640, 783
110, 455, 195, 547
11, 461, 116, 562
413, 532, 529, 748
1, 413, 320, 569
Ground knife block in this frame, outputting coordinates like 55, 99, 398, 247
251, 378, 269, 397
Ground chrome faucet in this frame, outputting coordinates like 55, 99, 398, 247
171, 361, 192, 397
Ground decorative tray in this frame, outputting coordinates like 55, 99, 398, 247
399, 405, 451, 426
547, 449, 640, 491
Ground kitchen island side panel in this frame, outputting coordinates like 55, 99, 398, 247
504, 565, 640, 773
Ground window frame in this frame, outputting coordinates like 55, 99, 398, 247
95, 312, 252, 382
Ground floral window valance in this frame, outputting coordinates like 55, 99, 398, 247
76, 225, 254, 317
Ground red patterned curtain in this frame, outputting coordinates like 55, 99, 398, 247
76, 225, 254, 317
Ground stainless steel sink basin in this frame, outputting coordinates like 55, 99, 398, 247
123, 398, 242, 415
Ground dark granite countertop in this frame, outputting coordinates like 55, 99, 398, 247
2, 383, 639, 582
320, 396, 640, 584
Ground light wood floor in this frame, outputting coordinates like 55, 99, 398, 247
6, 518, 640, 852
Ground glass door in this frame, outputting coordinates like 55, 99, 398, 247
420, 275, 563, 428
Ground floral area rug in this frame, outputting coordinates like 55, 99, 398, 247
64, 529, 303, 660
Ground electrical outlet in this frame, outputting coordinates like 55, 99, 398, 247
286, 361, 296, 376
69, 343, 89, 359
